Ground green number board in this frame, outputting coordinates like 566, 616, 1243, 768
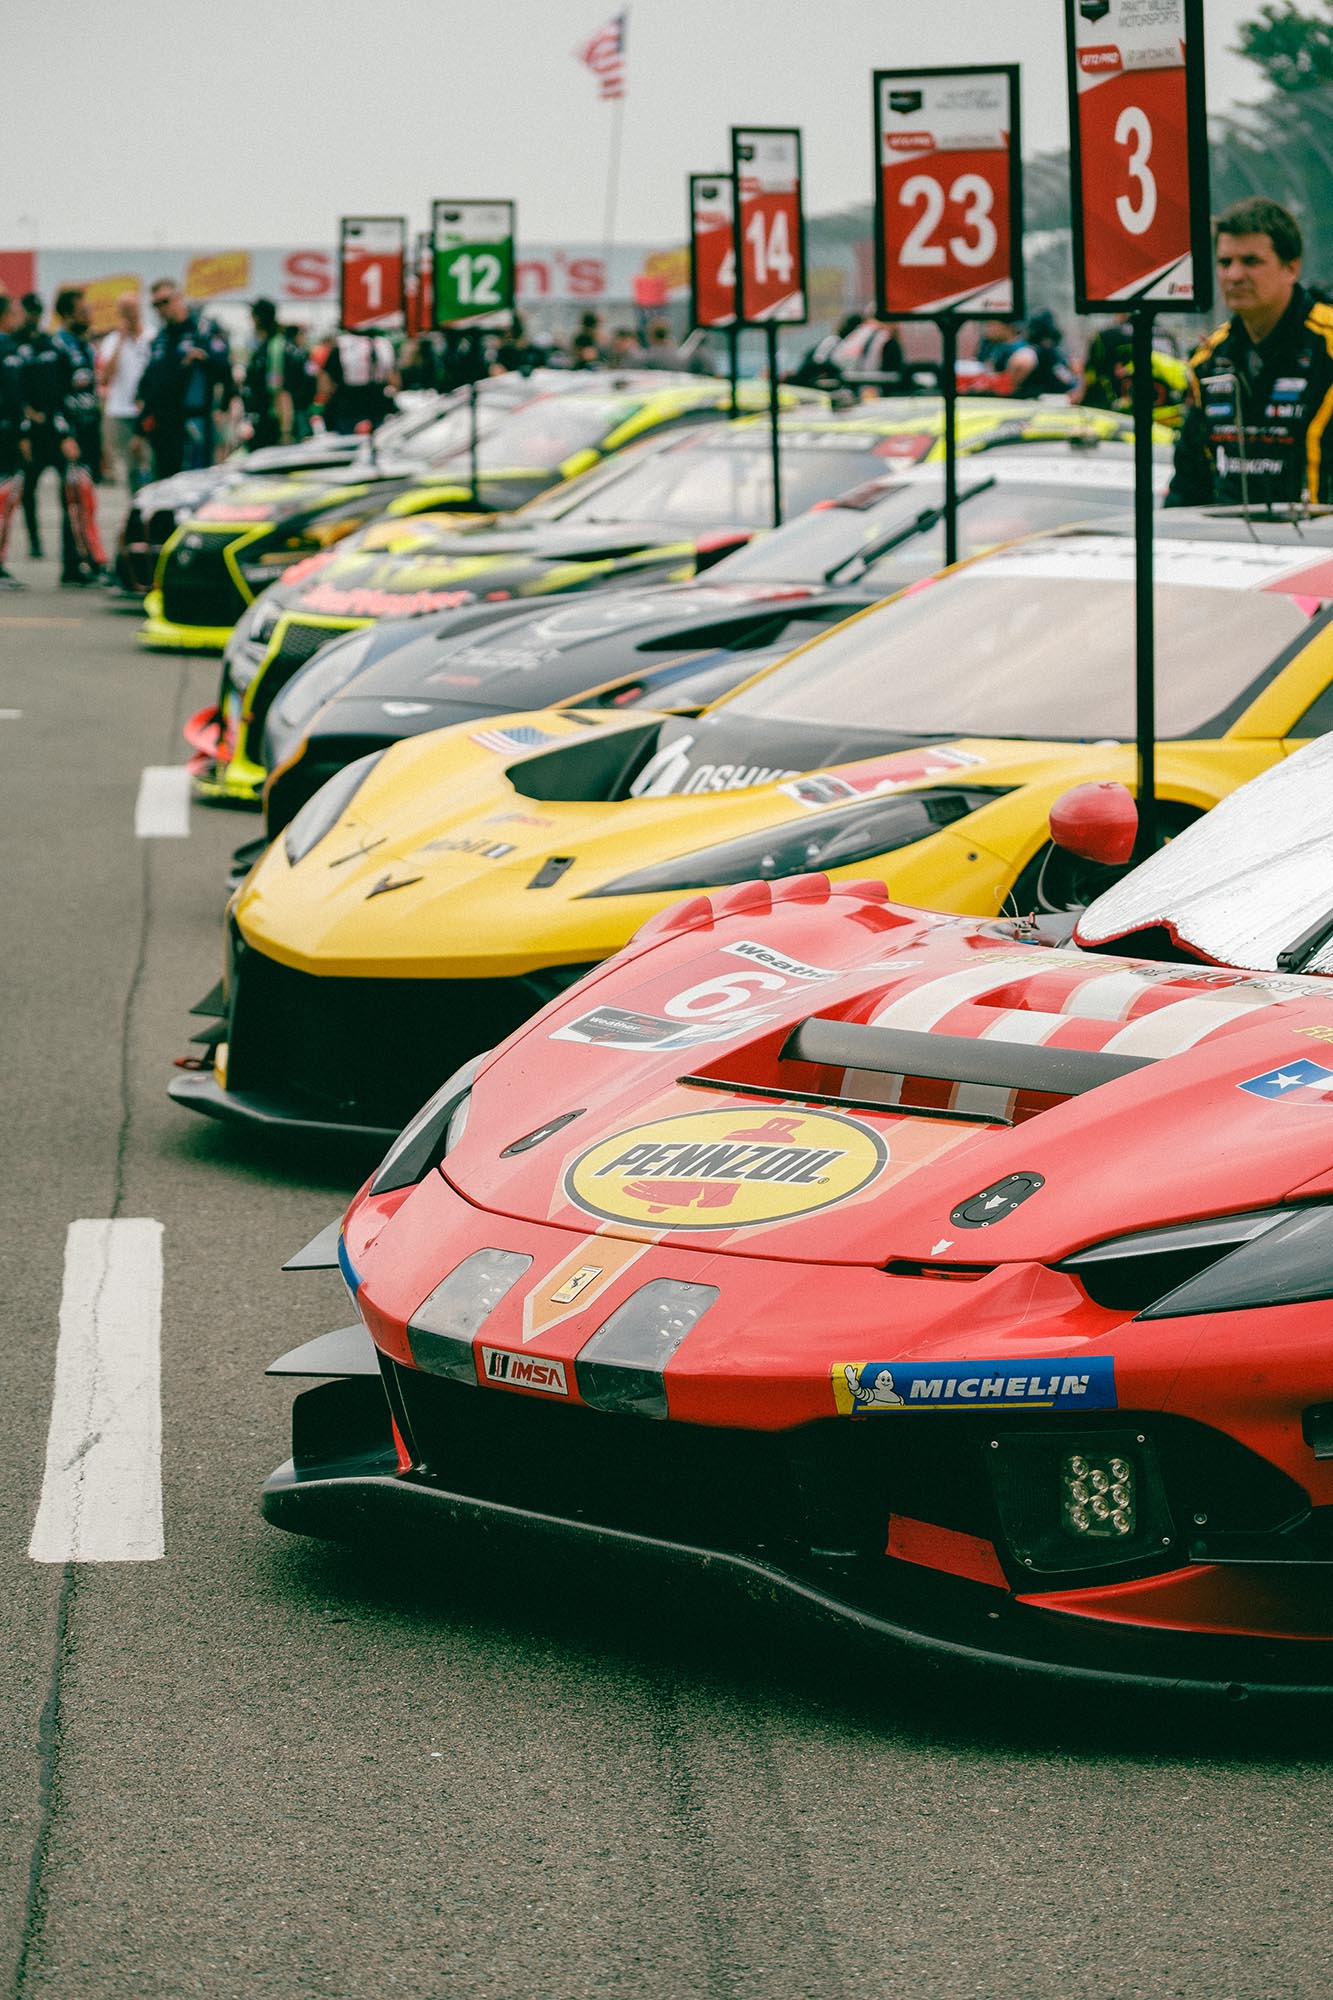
431, 200, 516, 327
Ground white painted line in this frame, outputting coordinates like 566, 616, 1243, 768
135, 765, 191, 839
0, 708, 22, 720
29, 1220, 164, 1563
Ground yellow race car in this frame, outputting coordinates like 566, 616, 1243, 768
171, 509, 1333, 1140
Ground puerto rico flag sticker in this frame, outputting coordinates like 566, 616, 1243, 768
1237, 1059, 1333, 1102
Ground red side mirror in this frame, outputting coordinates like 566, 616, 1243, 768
1049, 782, 1138, 866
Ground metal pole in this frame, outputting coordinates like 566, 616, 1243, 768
728, 324, 740, 418
941, 314, 959, 568
1132, 307, 1158, 856
766, 322, 782, 527
468, 366, 480, 510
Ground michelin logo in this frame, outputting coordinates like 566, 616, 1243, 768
835, 1357, 1116, 1414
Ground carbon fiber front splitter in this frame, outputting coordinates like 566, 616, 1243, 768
168, 1068, 396, 1144
261, 1446, 1333, 1701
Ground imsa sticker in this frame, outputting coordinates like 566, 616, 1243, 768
565, 1107, 888, 1231
481, 1347, 568, 1395
833, 1357, 1117, 1414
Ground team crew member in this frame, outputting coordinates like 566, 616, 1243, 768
1075, 314, 1190, 426
0, 294, 26, 589
242, 299, 307, 448
17, 292, 63, 560
315, 326, 397, 432
50, 287, 108, 584
1168, 197, 1333, 507
137, 281, 233, 477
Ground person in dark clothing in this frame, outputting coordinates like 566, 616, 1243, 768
50, 287, 107, 582
1009, 310, 1076, 397
17, 292, 64, 559
137, 280, 233, 477
315, 327, 398, 431
0, 294, 27, 588
1168, 197, 1333, 508
242, 299, 308, 448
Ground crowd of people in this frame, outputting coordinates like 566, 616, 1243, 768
1, 195, 1325, 591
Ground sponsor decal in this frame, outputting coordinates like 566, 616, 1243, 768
552, 1004, 772, 1051
565, 1107, 888, 1232
481, 1347, 568, 1395
1294, 1025, 1333, 1045
887, 88, 924, 114
417, 834, 517, 861
722, 940, 837, 982
299, 582, 476, 618
832, 1357, 1117, 1415
781, 747, 984, 812
1237, 1059, 1333, 1102
471, 724, 560, 754
550, 1265, 603, 1304
629, 731, 798, 799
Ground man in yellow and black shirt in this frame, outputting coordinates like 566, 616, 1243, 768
1168, 197, 1333, 508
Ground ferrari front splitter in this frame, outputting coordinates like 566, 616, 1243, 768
261, 1399, 1333, 1702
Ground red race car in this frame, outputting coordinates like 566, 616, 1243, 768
266, 745, 1333, 1694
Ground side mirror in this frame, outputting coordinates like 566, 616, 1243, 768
1049, 782, 1138, 866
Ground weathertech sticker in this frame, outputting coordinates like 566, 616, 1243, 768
832, 1358, 1117, 1414
481, 1347, 568, 1395
564, 1107, 888, 1231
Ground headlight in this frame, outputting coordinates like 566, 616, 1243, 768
282, 749, 385, 864
581, 788, 999, 898
369, 1053, 487, 1195
1059, 1205, 1333, 1318
575, 1280, 718, 1419
272, 630, 378, 737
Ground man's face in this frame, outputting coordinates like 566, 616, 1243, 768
1216, 232, 1300, 320
22, 305, 41, 334
152, 287, 187, 324
0, 300, 20, 335
69, 295, 91, 333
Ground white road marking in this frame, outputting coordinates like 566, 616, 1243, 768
135, 765, 191, 838
29, 1220, 164, 1563
0, 708, 22, 720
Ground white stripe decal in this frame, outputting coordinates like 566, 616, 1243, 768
29, 1220, 164, 1563
1061, 970, 1154, 1022
1102, 996, 1269, 1058
952, 1009, 1068, 1119
134, 766, 191, 838
842, 959, 1058, 1106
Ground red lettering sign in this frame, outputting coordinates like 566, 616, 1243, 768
730, 128, 807, 324
284, 251, 333, 300
1065, 0, 1211, 311
874, 68, 1023, 320
689, 173, 735, 329
339, 217, 406, 331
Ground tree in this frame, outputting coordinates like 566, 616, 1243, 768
1235, 1, 1333, 93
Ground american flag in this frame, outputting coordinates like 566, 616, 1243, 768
575, 9, 627, 99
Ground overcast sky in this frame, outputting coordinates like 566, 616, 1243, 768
6, 0, 1270, 247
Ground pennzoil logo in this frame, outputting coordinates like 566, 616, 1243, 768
564, 1107, 888, 1232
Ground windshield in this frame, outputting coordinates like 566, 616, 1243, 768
712, 474, 1139, 585
546, 439, 880, 529
467, 394, 644, 472
722, 546, 1318, 739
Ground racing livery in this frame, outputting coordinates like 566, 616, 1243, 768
192, 404, 1152, 809
142, 376, 822, 652
262, 738, 1333, 1689
258, 439, 1170, 837
172, 513, 1333, 1137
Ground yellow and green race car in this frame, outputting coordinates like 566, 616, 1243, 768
185, 400, 1147, 808
141, 373, 828, 653
170, 507, 1333, 1141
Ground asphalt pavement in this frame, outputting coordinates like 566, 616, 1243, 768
1, 496, 1332, 2000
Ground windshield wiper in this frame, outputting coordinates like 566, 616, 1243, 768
823, 477, 996, 584
1276, 906, 1333, 974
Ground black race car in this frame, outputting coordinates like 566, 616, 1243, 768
257, 436, 1169, 838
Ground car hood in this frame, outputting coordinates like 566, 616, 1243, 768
439, 893, 1333, 1268
236, 717, 1118, 977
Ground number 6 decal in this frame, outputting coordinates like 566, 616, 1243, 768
1065, 0, 1210, 312
874, 68, 1023, 319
